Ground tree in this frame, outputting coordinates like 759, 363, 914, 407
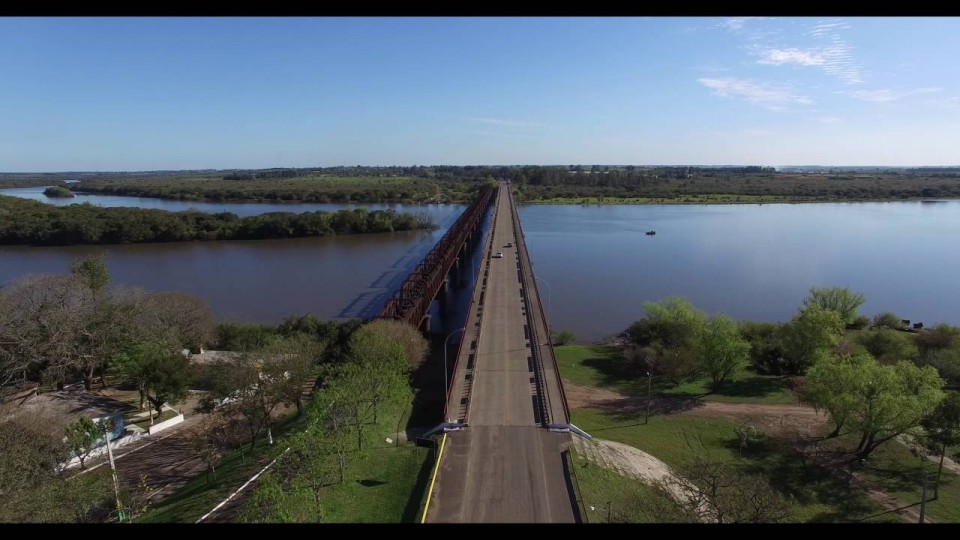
260, 334, 323, 416
276, 429, 339, 518
136, 342, 191, 422
668, 455, 790, 523
915, 323, 960, 355
328, 362, 377, 451
346, 320, 420, 424
739, 321, 787, 375
205, 352, 285, 451
551, 329, 576, 345
0, 418, 67, 498
857, 327, 917, 364
915, 348, 960, 386
804, 353, 870, 438
624, 297, 706, 381
697, 314, 750, 391
110, 342, 155, 412
803, 287, 865, 326
351, 319, 428, 368
873, 312, 904, 330
65, 416, 102, 470
780, 304, 844, 374
70, 254, 110, 295
189, 413, 238, 482
138, 292, 215, 352
921, 392, 960, 499
806, 353, 946, 460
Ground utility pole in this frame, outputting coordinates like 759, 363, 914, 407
645, 372, 652, 425
102, 420, 124, 522
919, 471, 928, 524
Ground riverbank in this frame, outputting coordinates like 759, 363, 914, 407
0, 195, 436, 246
521, 194, 960, 205
76, 176, 481, 205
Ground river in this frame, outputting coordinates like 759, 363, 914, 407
2, 187, 958, 341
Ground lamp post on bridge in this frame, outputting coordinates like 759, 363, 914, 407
534, 276, 551, 340
443, 327, 466, 406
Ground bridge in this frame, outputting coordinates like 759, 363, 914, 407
418, 183, 585, 523
375, 184, 496, 330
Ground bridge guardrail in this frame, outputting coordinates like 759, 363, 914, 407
507, 186, 571, 424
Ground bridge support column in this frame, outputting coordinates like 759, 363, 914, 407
419, 314, 431, 335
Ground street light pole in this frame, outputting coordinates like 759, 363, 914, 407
645, 372, 652, 425
443, 327, 466, 408
534, 276, 551, 335
101, 420, 124, 522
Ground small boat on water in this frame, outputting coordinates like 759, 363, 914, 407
645, 230, 656, 236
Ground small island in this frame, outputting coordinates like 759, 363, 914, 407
43, 186, 75, 198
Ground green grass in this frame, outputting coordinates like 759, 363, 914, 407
849, 438, 960, 523
129, 409, 179, 431
555, 344, 796, 405
568, 448, 692, 523
307, 442, 432, 523
139, 393, 433, 524
570, 408, 899, 522
137, 412, 305, 523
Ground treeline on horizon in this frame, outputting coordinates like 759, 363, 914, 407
72, 175, 481, 203
5, 164, 960, 203
0, 195, 435, 246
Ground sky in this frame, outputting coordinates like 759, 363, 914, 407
1, 16, 959, 171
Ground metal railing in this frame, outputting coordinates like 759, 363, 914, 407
376, 185, 496, 327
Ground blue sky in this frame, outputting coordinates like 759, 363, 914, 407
2, 17, 959, 171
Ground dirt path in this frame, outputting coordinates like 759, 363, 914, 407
563, 379, 925, 523
571, 436, 711, 522
562, 379, 828, 438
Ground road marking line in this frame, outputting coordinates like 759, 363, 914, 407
421, 432, 448, 523
196, 447, 290, 523
72, 428, 181, 477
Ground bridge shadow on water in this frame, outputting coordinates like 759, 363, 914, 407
336, 206, 466, 321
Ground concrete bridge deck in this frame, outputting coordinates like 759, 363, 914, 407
427, 183, 576, 523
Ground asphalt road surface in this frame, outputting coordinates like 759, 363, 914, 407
428, 184, 576, 523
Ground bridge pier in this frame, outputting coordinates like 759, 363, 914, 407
419, 314, 431, 335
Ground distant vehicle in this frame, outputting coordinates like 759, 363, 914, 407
492, 252, 503, 258
645, 230, 656, 236
505, 242, 513, 248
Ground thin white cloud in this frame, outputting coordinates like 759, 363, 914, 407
466, 117, 540, 127
720, 17, 763, 31
815, 116, 842, 124
742, 128, 774, 137
752, 20, 862, 85
849, 87, 942, 103
809, 21, 850, 38
927, 96, 960, 109
806, 19, 862, 84
757, 48, 825, 66
467, 130, 539, 139
698, 77, 812, 110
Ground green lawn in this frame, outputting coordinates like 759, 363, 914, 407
140, 395, 433, 524
306, 442, 432, 523
555, 345, 796, 405
129, 409, 179, 431
570, 408, 899, 522
845, 437, 960, 523
137, 412, 305, 523
568, 448, 693, 523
